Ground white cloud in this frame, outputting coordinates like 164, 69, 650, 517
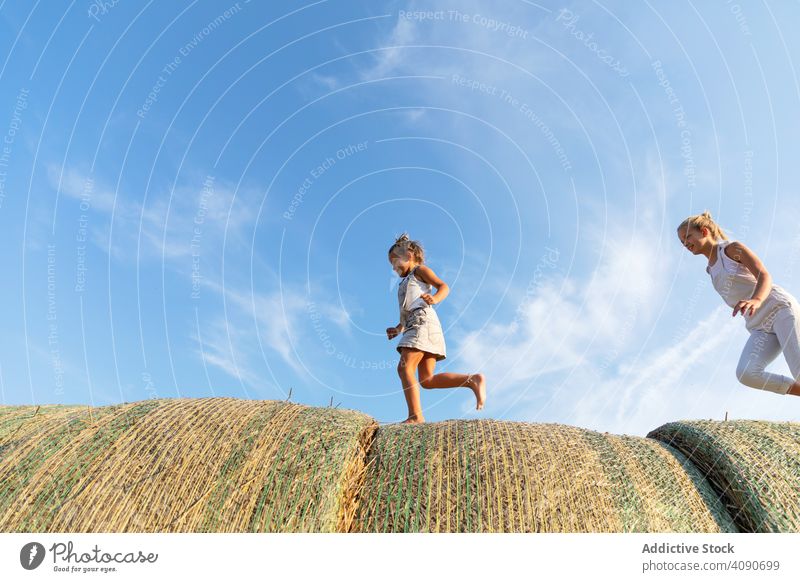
566, 304, 799, 435
360, 14, 419, 81
309, 72, 341, 90
220, 283, 311, 377
453, 145, 669, 387
196, 277, 354, 387
191, 314, 264, 393
360, 0, 554, 81
455, 223, 660, 384
46, 162, 328, 389
47, 163, 257, 265
568, 305, 734, 435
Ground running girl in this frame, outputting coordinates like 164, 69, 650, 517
677, 211, 800, 396
386, 233, 486, 423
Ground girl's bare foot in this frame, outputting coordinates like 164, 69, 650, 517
401, 416, 425, 424
467, 373, 486, 410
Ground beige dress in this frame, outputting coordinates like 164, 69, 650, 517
396, 266, 446, 360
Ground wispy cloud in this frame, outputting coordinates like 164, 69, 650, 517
46, 162, 335, 391
190, 313, 265, 395
196, 277, 353, 388
567, 305, 735, 435
358, 0, 553, 83
218, 282, 312, 377
47, 163, 257, 264
455, 219, 662, 388
566, 303, 798, 435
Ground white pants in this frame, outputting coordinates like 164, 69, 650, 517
736, 304, 800, 394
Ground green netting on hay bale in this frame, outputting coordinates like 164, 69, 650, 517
0, 398, 377, 533
352, 419, 735, 532
0, 404, 126, 528
648, 420, 800, 532
0, 405, 80, 443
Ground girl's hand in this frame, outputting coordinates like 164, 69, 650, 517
386, 326, 401, 340
733, 298, 763, 317
724, 242, 773, 318
413, 265, 450, 304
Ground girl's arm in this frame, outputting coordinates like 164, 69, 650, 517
414, 265, 450, 305
725, 241, 773, 316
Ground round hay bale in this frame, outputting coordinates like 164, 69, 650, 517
352, 419, 736, 532
0, 404, 125, 529
0, 398, 376, 533
647, 420, 800, 532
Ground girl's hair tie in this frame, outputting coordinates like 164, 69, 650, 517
388, 232, 426, 264
677, 210, 730, 241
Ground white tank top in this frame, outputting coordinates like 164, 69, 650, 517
398, 266, 433, 319
707, 239, 795, 332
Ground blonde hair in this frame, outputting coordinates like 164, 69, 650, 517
676, 211, 729, 241
388, 232, 425, 264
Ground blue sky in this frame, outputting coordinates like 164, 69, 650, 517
1, 0, 799, 435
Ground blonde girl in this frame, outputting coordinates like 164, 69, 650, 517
386, 233, 486, 423
677, 211, 800, 396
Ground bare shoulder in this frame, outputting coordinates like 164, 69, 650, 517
723, 241, 747, 262
724, 240, 768, 273
414, 264, 444, 286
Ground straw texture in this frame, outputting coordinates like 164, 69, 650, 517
351, 420, 735, 532
4, 399, 797, 533
648, 420, 800, 532
0, 398, 376, 532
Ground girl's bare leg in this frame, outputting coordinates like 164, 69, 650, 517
398, 348, 426, 423
788, 380, 800, 396
418, 355, 486, 409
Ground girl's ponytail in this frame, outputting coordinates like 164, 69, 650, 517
677, 211, 729, 241
388, 232, 425, 264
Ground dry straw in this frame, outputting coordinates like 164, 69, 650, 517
351, 420, 735, 532
648, 420, 800, 532
3, 400, 797, 533
0, 398, 375, 533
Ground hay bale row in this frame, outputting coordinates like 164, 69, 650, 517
351, 420, 735, 532
0, 398, 376, 532
2, 399, 798, 532
648, 420, 800, 532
